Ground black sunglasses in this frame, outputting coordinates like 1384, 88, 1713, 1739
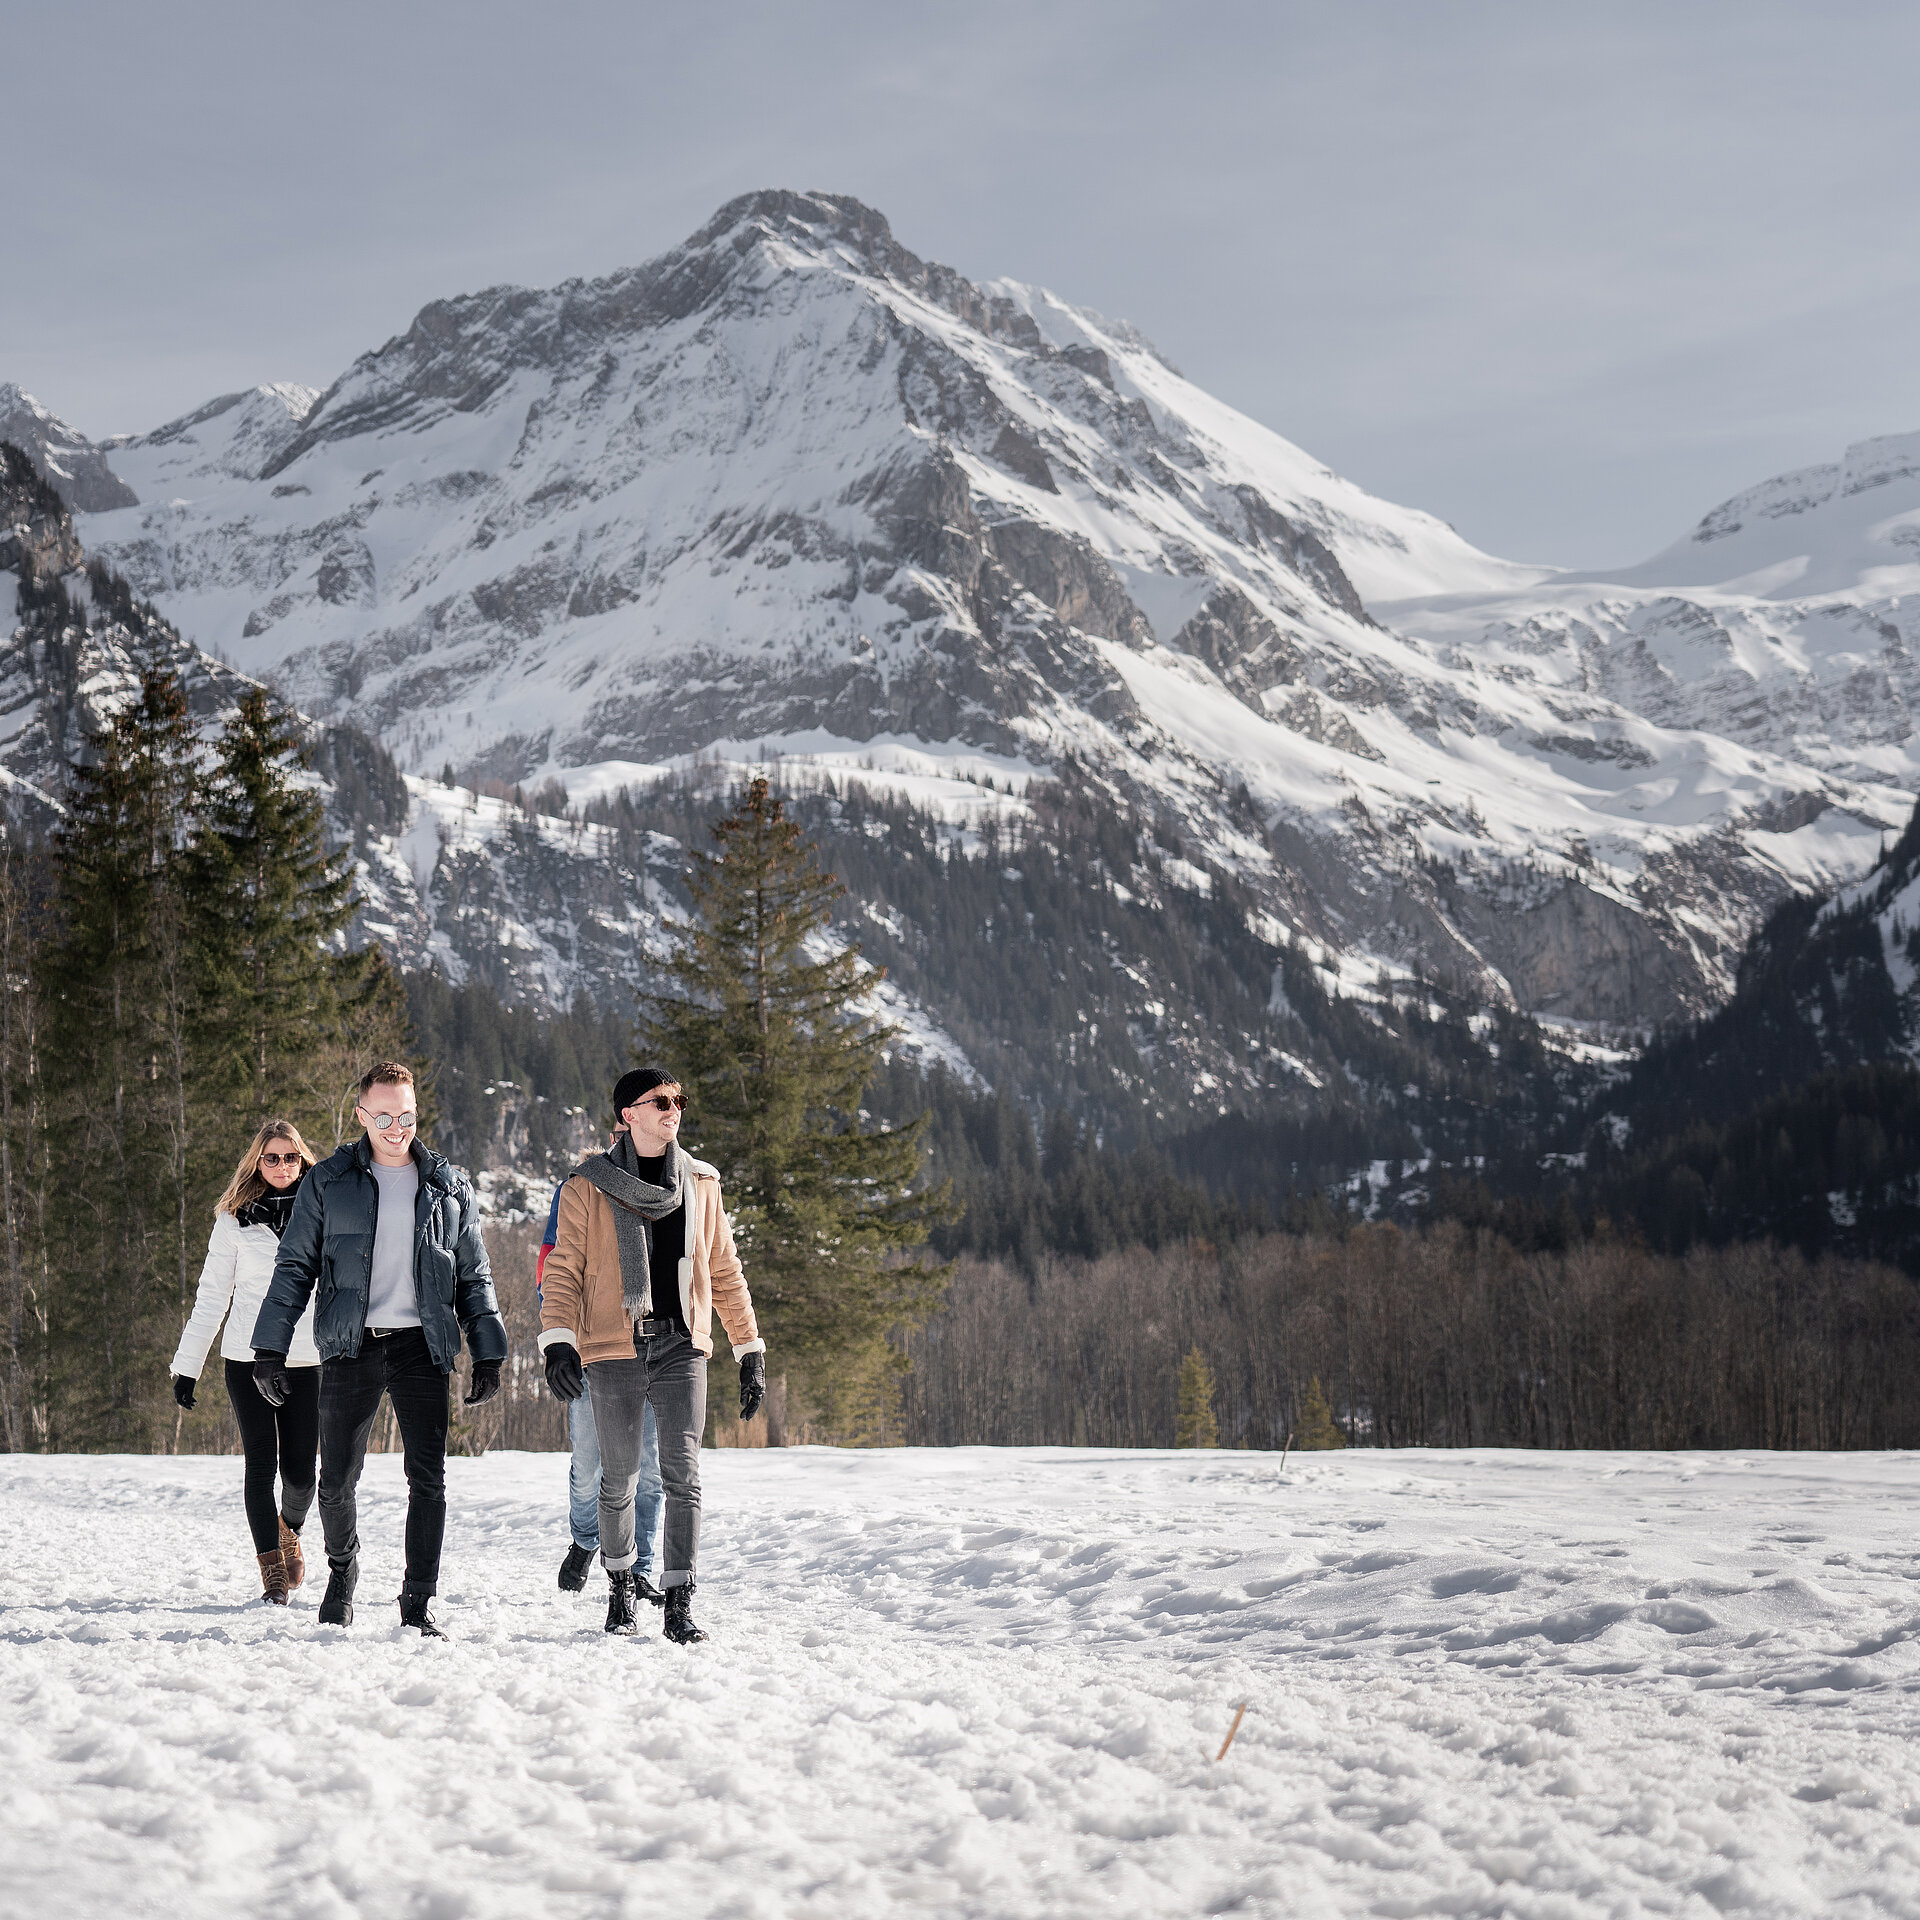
636, 1093, 687, 1113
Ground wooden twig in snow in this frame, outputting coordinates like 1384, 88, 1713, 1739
1214, 1703, 1249, 1762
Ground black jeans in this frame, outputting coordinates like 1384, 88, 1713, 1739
224, 1358, 319, 1555
317, 1327, 450, 1596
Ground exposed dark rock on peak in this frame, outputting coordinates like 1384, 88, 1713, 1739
1234, 487, 1375, 629
0, 441, 84, 577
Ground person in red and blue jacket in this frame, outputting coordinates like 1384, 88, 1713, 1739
540, 1160, 665, 1600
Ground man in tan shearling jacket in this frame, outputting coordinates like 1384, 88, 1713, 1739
538, 1067, 766, 1644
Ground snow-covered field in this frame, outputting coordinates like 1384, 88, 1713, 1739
6, 1447, 1920, 1918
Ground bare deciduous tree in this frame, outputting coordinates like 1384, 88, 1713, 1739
896, 1226, 1920, 1451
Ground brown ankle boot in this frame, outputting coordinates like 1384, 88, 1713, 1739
278, 1517, 305, 1590
257, 1547, 289, 1605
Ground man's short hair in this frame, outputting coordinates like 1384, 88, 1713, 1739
358, 1061, 416, 1099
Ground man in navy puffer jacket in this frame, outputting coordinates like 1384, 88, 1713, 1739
252, 1061, 507, 1637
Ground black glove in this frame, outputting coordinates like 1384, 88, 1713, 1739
739, 1351, 766, 1422
464, 1358, 501, 1406
543, 1341, 585, 1402
253, 1352, 292, 1407
171, 1374, 196, 1411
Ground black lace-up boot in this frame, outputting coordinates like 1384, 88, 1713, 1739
605, 1568, 641, 1635
398, 1592, 447, 1639
663, 1582, 707, 1645
558, 1543, 595, 1592
318, 1558, 358, 1627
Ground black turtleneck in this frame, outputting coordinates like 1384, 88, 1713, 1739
632, 1151, 688, 1327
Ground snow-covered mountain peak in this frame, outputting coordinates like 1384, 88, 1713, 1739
0, 384, 138, 512
1840, 428, 1920, 497
109, 383, 320, 489
27, 191, 1920, 1028
1604, 427, 1920, 599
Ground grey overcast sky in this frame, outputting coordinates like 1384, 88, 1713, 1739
9, 0, 1918, 566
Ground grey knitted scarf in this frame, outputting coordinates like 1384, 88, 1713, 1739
572, 1135, 685, 1320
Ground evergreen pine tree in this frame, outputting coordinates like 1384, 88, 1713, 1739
640, 778, 953, 1436
0, 808, 49, 1451
187, 688, 359, 1138
313, 945, 416, 1149
1175, 1344, 1220, 1448
40, 664, 200, 1447
1295, 1374, 1346, 1450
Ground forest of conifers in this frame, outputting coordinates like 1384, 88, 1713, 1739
0, 655, 408, 1454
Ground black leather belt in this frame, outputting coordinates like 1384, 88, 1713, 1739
635, 1316, 678, 1340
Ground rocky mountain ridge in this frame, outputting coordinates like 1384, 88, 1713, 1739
0, 448, 675, 1010
9, 189, 1919, 1036
3, 454, 1593, 1162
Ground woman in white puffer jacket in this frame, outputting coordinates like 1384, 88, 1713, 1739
170, 1120, 322, 1604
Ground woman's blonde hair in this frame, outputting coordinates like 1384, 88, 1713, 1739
217, 1120, 318, 1216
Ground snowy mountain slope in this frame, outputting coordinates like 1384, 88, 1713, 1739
0, 456, 677, 1023
102, 381, 320, 489
19, 190, 1917, 1027
1384, 429, 1920, 874
0, 444, 256, 818
1610, 428, 1920, 599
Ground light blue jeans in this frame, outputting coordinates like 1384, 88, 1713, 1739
569, 1390, 662, 1571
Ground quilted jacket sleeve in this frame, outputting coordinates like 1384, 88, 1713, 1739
169, 1213, 240, 1379
452, 1177, 508, 1364
252, 1173, 325, 1356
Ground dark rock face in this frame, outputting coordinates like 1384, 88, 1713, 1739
316, 541, 376, 608
1174, 588, 1306, 710
989, 424, 1057, 493
1233, 488, 1375, 629
986, 520, 1153, 650
0, 442, 85, 578
1441, 877, 1703, 1026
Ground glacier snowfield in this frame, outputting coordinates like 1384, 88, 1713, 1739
5, 1447, 1920, 1918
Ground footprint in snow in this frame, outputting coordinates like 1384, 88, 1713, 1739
1429, 1565, 1526, 1598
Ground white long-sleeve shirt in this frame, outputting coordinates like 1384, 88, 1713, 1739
169, 1211, 321, 1377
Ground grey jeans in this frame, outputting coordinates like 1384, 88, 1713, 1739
585, 1327, 706, 1587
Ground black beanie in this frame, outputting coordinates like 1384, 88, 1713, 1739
613, 1066, 678, 1114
